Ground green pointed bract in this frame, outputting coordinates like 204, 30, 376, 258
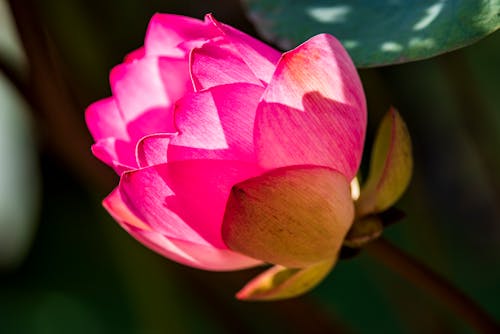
222, 166, 354, 268
344, 216, 383, 248
357, 108, 413, 217
236, 259, 335, 301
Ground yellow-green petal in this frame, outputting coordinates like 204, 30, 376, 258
357, 108, 413, 217
222, 166, 354, 268
237, 259, 335, 301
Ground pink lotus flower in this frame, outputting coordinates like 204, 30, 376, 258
86, 13, 366, 271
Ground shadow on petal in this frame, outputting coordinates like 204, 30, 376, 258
255, 91, 365, 179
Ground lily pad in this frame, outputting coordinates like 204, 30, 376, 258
242, 0, 500, 67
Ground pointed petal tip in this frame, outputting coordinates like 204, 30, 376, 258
204, 13, 221, 28
204, 13, 215, 21
91, 140, 133, 174
254, 31, 366, 179
357, 107, 412, 216
135, 132, 175, 167
103, 188, 152, 231
85, 97, 127, 142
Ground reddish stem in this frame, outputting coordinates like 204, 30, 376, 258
366, 238, 499, 333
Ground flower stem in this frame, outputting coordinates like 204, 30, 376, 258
365, 238, 499, 333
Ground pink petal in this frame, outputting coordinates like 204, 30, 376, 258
104, 189, 260, 271
92, 138, 136, 174
126, 227, 262, 271
190, 39, 262, 90
110, 56, 190, 140
136, 133, 174, 168
254, 34, 366, 180
119, 160, 262, 249
205, 14, 280, 84
168, 83, 264, 163
103, 188, 152, 230
145, 13, 217, 57
85, 97, 128, 142
156, 57, 194, 106
124, 47, 145, 63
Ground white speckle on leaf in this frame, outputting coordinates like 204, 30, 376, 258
413, 1, 445, 31
306, 5, 351, 24
381, 41, 404, 52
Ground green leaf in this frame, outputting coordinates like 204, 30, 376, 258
222, 166, 354, 268
242, 0, 500, 67
236, 260, 335, 301
356, 108, 412, 216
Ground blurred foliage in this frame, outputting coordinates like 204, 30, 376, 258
243, 0, 500, 67
0, 0, 499, 333
0, 72, 39, 270
0, 0, 39, 270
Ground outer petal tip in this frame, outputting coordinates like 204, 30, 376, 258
91, 140, 134, 174
135, 133, 175, 167
85, 97, 126, 142
124, 47, 145, 63
254, 33, 366, 180
356, 108, 413, 216
103, 188, 151, 231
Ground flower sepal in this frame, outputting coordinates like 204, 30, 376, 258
343, 216, 384, 248
355, 108, 413, 218
236, 260, 335, 301
342, 108, 412, 251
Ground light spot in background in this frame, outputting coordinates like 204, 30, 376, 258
0, 73, 39, 270
413, 1, 445, 31
343, 40, 359, 49
381, 41, 404, 52
0, 0, 40, 272
306, 5, 351, 23
408, 37, 436, 49
0, 0, 27, 69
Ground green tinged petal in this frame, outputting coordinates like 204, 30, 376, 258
237, 260, 335, 301
357, 108, 413, 217
222, 166, 354, 268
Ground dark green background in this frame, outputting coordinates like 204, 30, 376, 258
1, 1, 499, 333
